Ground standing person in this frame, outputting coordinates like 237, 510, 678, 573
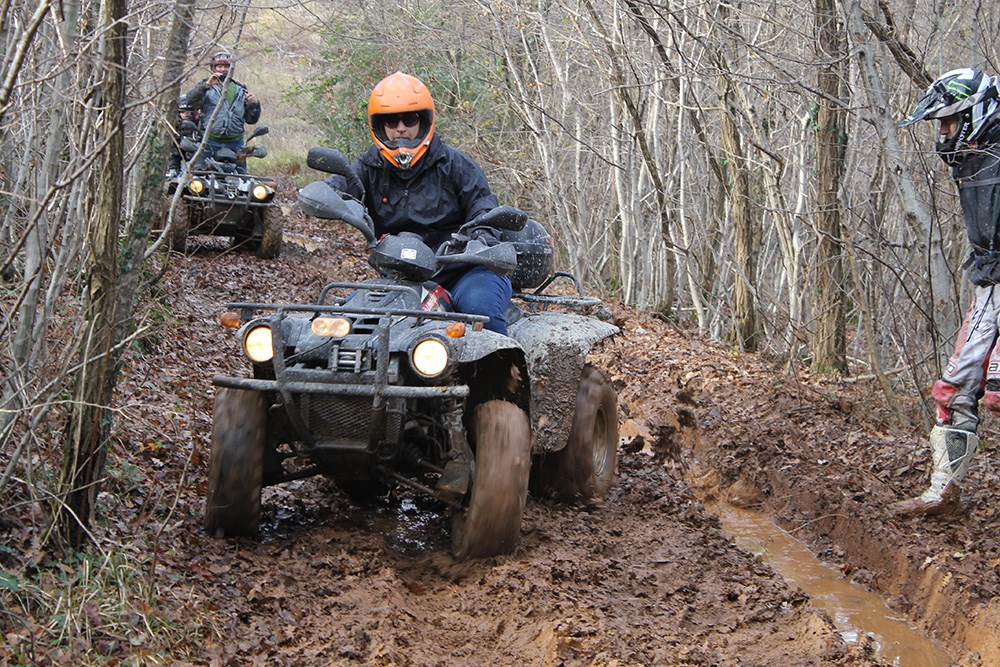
329, 71, 512, 335
185, 51, 261, 168
894, 67, 1000, 516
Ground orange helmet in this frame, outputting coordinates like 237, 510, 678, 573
368, 72, 436, 170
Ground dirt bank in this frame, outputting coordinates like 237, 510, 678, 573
604, 310, 999, 666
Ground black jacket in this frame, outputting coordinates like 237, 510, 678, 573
331, 135, 499, 253
953, 123, 1000, 285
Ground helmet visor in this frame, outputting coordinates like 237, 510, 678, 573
901, 78, 992, 127
371, 110, 432, 145
900, 90, 944, 126
380, 112, 422, 130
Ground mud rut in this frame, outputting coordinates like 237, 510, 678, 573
128, 193, 998, 666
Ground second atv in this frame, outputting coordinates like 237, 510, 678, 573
161, 126, 282, 258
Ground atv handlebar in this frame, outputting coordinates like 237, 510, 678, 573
298, 181, 375, 243
460, 206, 527, 234
306, 147, 367, 200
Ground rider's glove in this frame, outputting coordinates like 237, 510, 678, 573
464, 226, 501, 247
438, 226, 502, 257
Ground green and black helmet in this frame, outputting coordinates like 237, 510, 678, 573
901, 67, 1000, 161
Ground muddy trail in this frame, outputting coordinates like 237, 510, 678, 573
91, 184, 999, 665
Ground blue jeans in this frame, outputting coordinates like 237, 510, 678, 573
444, 266, 512, 335
206, 138, 246, 173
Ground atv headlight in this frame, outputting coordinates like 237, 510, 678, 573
311, 316, 351, 338
187, 178, 205, 194
244, 326, 274, 363
411, 338, 449, 377
252, 184, 272, 201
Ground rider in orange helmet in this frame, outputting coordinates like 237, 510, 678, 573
330, 72, 512, 335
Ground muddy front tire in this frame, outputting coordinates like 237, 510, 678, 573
169, 201, 191, 253
204, 388, 266, 537
532, 364, 618, 504
257, 206, 283, 259
451, 400, 531, 561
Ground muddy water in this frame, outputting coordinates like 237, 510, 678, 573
710, 502, 954, 667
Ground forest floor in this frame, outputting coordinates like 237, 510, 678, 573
3, 179, 999, 666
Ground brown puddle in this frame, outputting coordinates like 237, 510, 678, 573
709, 501, 954, 667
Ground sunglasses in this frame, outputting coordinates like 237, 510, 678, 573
382, 112, 421, 129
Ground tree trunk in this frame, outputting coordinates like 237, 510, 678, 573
0, 0, 52, 128
0, 0, 81, 488
810, 0, 848, 374
56, 0, 127, 548
116, 0, 197, 346
721, 90, 759, 350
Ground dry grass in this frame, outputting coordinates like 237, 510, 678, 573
0, 546, 207, 665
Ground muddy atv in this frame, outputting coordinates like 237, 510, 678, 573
161, 125, 282, 258
205, 147, 619, 560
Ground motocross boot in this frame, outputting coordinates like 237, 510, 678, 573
890, 425, 978, 518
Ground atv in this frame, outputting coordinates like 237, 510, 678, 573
161, 125, 282, 258
205, 147, 620, 560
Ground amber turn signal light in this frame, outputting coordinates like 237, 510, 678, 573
445, 322, 466, 338
220, 311, 241, 328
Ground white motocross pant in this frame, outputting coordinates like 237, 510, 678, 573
934, 283, 1000, 432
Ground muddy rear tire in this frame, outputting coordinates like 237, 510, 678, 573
257, 206, 283, 259
532, 364, 618, 503
204, 388, 266, 537
451, 400, 531, 560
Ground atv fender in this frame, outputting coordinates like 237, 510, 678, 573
443, 327, 522, 364
378, 322, 531, 415
508, 312, 618, 453
385, 320, 522, 361
403, 325, 531, 409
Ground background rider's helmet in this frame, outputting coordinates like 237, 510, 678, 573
210, 51, 233, 71
900, 67, 1000, 163
178, 93, 193, 111
367, 72, 436, 170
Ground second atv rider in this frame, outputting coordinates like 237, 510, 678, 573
326, 71, 512, 335
185, 51, 262, 173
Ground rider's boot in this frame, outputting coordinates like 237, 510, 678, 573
890, 425, 978, 517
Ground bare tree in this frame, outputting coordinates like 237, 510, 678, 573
721, 87, 759, 350
0, 0, 241, 544
809, 0, 848, 373
117, 0, 197, 347
56, 0, 129, 547
1, 0, 89, 501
